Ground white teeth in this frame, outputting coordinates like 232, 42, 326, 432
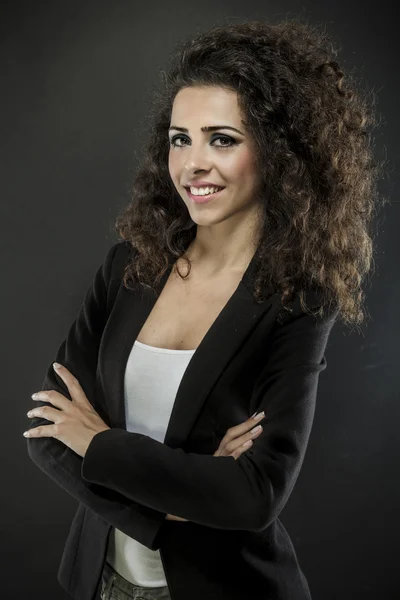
189, 186, 223, 196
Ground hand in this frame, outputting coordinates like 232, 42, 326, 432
213, 410, 265, 459
165, 411, 265, 522
24, 362, 111, 458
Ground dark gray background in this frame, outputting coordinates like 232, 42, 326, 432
1, 1, 397, 598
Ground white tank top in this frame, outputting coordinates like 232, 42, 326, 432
105, 339, 196, 587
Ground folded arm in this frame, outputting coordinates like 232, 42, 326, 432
81, 297, 339, 532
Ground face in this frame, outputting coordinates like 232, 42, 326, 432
168, 86, 262, 231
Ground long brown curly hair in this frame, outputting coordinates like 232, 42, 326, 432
113, 17, 388, 331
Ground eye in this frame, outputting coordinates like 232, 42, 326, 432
169, 134, 238, 149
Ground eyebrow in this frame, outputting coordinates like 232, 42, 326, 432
168, 125, 245, 136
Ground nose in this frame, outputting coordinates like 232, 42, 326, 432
183, 142, 213, 173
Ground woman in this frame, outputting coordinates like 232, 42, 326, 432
25, 18, 384, 600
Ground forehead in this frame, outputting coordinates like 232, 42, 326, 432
171, 86, 242, 124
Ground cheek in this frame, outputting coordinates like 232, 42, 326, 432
168, 152, 179, 181
227, 152, 259, 186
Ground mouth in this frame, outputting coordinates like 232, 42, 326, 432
184, 186, 225, 204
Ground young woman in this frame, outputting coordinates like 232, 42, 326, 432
25, 18, 384, 600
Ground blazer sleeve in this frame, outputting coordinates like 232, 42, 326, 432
26, 241, 167, 550
81, 293, 339, 533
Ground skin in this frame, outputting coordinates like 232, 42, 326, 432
168, 85, 263, 278
24, 363, 110, 457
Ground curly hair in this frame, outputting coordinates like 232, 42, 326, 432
113, 17, 388, 331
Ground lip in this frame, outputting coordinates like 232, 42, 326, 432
185, 180, 224, 187
185, 186, 225, 204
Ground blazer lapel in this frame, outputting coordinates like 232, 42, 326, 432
100, 250, 277, 448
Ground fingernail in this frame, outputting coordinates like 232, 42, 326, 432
251, 412, 257, 418
250, 425, 262, 434
53, 362, 61, 369
242, 439, 253, 448
254, 411, 265, 421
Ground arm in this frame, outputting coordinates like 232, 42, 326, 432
81, 295, 339, 532
26, 241, 167, 550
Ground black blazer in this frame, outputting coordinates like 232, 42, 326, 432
26, 240, 338, 600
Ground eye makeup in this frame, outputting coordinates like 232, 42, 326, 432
169, 134, 239, 149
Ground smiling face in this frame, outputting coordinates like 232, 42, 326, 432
168, 86, 263, 233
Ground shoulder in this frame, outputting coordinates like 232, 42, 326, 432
106, 240, 132, 270
277, 286, 339, 326
98, 240, 133, 288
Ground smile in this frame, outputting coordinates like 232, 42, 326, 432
185, 187, 225, 204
